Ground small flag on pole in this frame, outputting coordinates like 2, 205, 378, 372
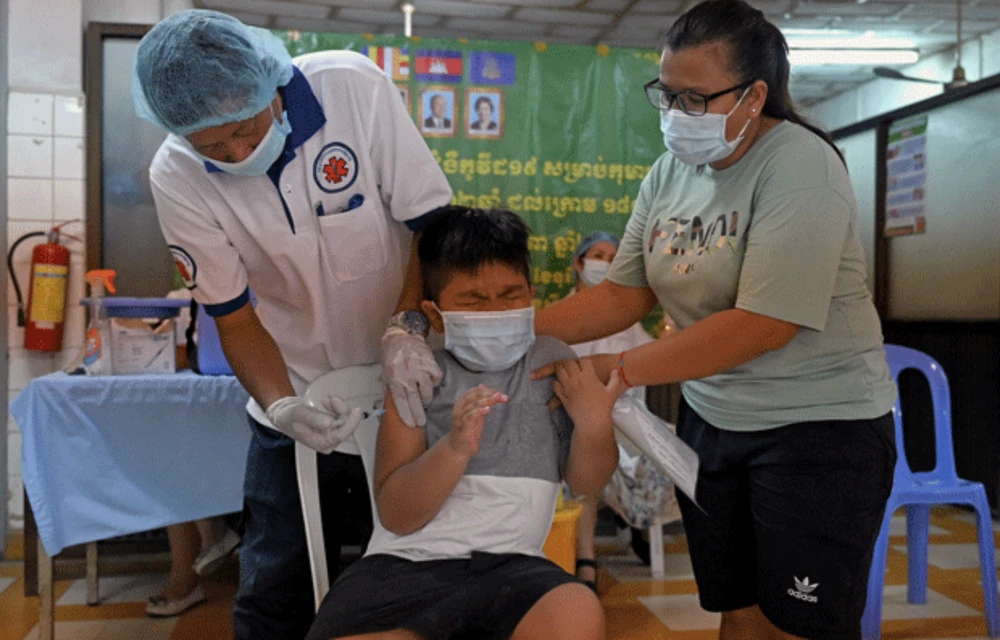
362, 46, 410, 81
415, 50, 463, 83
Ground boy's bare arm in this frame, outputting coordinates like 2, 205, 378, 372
374, 387, 506, 535
373, 393, 468, 535
564, 415, 619, 496
553, 360, 624, 496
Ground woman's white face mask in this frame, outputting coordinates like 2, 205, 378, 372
579, 259, 611, 287
659, 87, 752, 166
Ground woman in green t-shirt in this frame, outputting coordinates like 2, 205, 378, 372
534, 1, 897, 638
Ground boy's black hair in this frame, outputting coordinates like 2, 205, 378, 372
418, 206, 532, 303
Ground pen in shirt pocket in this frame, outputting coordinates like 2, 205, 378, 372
316, 194, 365, 217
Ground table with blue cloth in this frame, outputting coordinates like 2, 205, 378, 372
10, 371, 251, 640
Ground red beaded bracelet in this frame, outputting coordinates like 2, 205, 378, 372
618, 351, 633, 388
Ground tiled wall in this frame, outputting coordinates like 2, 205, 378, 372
6, 92, 87, 530
4, 0, 189, 535
6, 0, 85, 534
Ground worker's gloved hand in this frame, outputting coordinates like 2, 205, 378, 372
382, 328, 442, 427
265, 395, 363, 454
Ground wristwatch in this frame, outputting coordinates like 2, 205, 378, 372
387, 310, 430, 337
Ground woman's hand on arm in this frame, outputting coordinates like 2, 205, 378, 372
535, 308, 798, 388
535, 280, 657, 345
620, 308, 798, 387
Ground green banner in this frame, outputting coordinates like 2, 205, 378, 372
281, 31, 664, 327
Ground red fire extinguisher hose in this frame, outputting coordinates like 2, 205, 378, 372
7, 220, 82, 328
7, 230, 46, 328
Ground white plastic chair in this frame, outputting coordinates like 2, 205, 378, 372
649, 519, 666, 577
298, 364, 385, 612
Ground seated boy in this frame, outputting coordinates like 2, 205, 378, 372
305, 206, 624, 640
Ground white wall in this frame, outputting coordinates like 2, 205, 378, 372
4, 0, 192, 533
809, 28, 1000, 131
84, 0, 194, 26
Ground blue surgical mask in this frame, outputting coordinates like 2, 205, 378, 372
438, 306, 536, 372
209, 109, 292, 177
659, 88, 752, 166
580, 259, 611, 287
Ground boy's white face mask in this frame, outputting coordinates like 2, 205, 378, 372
438, 306, 536, 372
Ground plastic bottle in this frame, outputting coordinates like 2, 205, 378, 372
82, 269, 116, 375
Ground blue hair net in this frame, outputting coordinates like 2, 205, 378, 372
132, 10, 294, 136
573, 231, 621, 262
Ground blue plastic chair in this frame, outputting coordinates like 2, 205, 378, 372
862, 344, 999, 639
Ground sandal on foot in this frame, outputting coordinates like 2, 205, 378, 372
146, 584, 206, 618
576, 558, 598, 593
193, 528, 241, 577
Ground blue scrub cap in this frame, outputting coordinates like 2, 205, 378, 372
573, 231, 621, 262
132, 9, 294, 136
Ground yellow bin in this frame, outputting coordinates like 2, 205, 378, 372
543, 500, 584, 574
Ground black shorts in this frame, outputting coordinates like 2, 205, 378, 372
304, 552, 578, 640
675, 399, 896, 640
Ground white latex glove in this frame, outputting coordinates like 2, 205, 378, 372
381, 328, 443, 427
265, 395, 363, 454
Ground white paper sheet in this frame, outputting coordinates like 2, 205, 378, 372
612, 396, 702, 510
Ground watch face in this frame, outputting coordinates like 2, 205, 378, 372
402, 310, 430, 334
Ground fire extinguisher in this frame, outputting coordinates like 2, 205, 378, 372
7, 220, 80, 352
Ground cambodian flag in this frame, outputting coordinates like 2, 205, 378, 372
415, 50, 463, 83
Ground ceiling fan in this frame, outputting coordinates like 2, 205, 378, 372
872, 0, 968, 91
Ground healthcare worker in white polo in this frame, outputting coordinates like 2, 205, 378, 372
133, 11, 452, 639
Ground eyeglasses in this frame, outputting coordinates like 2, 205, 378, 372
643, 79, 754, 116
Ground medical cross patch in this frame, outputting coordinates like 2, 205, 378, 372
168, 245, 198, 290
324, 157, 349, 183
313, 142, 359, 193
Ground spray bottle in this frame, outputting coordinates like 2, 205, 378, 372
82, 269, 116, 375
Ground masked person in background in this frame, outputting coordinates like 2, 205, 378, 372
565, 232, 679, 592
133, 10, 451, 639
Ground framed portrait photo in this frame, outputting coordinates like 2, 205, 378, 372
419, 86, 457, 138
466, 87, 503, 139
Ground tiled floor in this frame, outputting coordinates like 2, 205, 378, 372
1, 506, 998, 639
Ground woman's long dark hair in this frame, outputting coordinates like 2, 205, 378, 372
665, 0, 844, 163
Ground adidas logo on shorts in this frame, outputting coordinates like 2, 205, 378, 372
787, 576, 820, 603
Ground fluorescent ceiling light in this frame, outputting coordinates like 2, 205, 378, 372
786, 30, 916, 50
788, 49, 919, 65
783, 28, 853, 37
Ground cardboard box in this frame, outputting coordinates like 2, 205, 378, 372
110, 318, 176, 375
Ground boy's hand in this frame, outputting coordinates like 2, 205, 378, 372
449, 385, 508, 459
552, 359, 626, 431
532, 353, 618, 413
